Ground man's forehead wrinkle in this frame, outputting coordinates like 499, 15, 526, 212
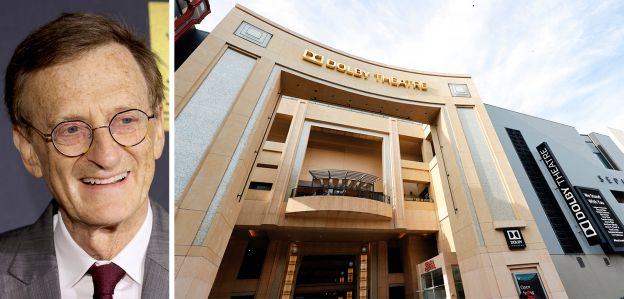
48, 101, 140, 127
22, 43, 149, 128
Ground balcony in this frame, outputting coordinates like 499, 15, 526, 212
286, 169, 392, 220
291, 186, 389, 203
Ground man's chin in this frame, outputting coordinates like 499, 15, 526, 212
69, 197, 143, 227
74, 201, 129, 223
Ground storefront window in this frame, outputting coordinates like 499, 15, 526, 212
421, 268, 446, 299
513, 272, 548, 299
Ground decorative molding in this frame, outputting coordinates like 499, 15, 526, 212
234, 21, 272, 48
449, 83, 471, 97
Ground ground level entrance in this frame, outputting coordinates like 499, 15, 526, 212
207, 229, 467, 298
283, 242, 369, 299
293, 255, 357, 298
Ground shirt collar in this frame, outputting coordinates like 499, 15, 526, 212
111, 204, 153, 284
54, 203, 153, 288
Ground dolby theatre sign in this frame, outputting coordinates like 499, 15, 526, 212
302, 49, 428, 92
537, 142, 624, 253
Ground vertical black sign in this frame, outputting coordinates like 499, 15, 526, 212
575, 187, 624, 253
536, 142, 600, 245
503, 228, 526, 250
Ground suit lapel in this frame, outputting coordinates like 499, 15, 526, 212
7, 201, 168, 298
8, 202, 61, 297
142, 202, 169, 298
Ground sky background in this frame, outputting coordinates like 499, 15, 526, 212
198, 0, 624, 141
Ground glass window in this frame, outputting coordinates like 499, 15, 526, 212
451, 265, 465, 299
582, 135, 618, 170
421, 268, 446, 299
612, 190, 624, 204
248, 182, 273, 191
387, 245, 403, 273
236, 240, 268, 280
421, 271, 433, 288
432, 268, 444, 286
513, 272, 548, 299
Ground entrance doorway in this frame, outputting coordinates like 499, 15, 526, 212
421, 268, 446, 299
294, 255, 357, 299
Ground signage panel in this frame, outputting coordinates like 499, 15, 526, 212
575, 187, 624, 253
423, 260, 436, 272
503, 228, 526, 250
302, 49, 428, 92
536, 142, 600, 245
513, 272, 548, 299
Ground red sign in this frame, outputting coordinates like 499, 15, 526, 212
424, 260, 436, 272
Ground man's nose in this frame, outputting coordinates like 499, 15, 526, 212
84, 126, 122, 168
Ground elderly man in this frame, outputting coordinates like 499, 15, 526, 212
0, 13, 168, 298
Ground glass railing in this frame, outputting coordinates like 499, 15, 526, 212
404, 195, 433, 203
291, 186, 390, 203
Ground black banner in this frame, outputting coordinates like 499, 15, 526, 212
575, 187, 624, 253
536, 142, 600, 245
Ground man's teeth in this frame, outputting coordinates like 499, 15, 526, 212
82, 172, 128, 185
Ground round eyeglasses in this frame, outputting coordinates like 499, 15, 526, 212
23, 109, 155, 157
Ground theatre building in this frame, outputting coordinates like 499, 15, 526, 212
485, 105, 624, 298
172, 5, 620, 298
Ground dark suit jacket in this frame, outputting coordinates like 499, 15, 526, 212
0, 201, 168, 298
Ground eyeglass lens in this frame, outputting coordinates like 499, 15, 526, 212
51, 110, 150, 156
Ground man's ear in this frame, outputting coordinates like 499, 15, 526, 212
13, 127, 43, 178
152, 105, 165, 159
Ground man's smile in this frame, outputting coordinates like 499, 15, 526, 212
80, 171, 129, 185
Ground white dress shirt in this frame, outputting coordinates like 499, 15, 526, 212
54, 204, 153, 299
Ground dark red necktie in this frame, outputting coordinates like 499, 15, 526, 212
88, 263, 126, 299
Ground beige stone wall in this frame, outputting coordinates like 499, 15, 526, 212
175, 4, 569, 298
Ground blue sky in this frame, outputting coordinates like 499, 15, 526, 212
198, 0, 624, 140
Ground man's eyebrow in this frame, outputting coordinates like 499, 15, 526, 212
44, 115, 86, 129
111, 105, 143, 112
48, 106, 146, 126
49, 114, 88, 124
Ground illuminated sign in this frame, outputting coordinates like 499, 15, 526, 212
302, 49, 428, 92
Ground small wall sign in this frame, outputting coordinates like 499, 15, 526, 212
503, 228, 526, 250
424, 260, 437, 272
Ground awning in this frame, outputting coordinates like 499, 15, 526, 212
308, 169, 379, 184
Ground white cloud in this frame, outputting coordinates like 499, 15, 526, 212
197, 0, 624, 135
